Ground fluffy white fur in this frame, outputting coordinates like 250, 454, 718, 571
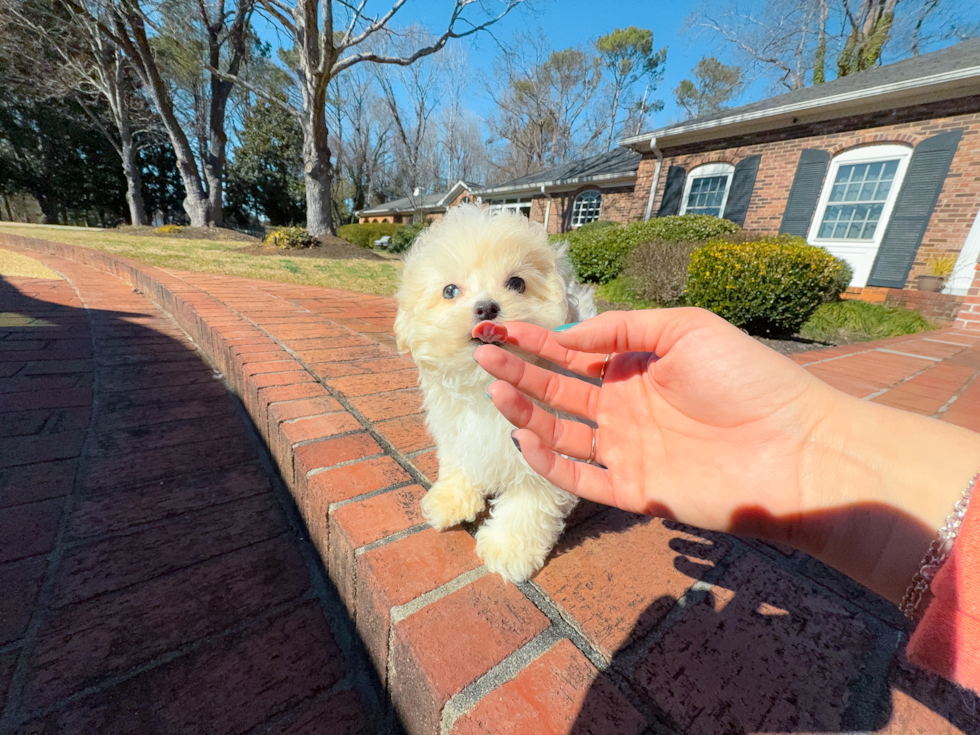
394, 204, 596, 582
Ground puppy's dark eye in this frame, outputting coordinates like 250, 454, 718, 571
443, 284, 460, 299
506, 276, 525, 293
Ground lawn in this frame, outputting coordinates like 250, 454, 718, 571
0, 225, 402, 296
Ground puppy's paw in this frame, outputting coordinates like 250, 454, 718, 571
421, 474, 484, 531
475, 527, 546, 583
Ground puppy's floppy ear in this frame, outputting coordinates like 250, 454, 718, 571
393, 307, 412, 357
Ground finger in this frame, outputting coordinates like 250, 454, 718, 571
487, 380, 594, 459
475, 345, 600, 421
511, 429, 616, 508
499, 321, 608, 379
550, 307, 722, 356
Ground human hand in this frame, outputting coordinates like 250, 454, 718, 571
474, 307, 836, 541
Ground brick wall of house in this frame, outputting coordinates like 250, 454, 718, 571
954, 262, 980, 331
527, 184, 641, 235
637, 96, 980, 289
842, 287, 966, 321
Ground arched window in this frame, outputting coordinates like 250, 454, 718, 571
809, 144, 912, 287
571, 190, 601, 228
680, 163, 734, 217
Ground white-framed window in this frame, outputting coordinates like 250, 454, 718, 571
808, 144, 913, 287
570, 190, 601, 228
680, 163, 734, 217
487, 197, 531, 218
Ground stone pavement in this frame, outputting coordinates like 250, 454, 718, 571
2, 232, 980, 735
0, 256, 385, 734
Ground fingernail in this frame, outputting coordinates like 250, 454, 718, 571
554, 322, 580, 332
511, 431, 521, 453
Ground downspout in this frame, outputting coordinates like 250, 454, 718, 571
644, 137, 663, 222
541, 184, 553, 232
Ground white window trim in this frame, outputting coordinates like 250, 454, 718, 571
570, 190, 602, 229
807, 144, 913, 288
679, 162, 734, 217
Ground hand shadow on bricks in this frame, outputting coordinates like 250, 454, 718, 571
567, 510, 980, 735
0, 274, 398, 734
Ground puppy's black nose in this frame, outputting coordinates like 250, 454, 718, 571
474, 300, 501, 322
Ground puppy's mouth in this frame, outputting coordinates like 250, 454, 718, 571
471, 320, 508, 345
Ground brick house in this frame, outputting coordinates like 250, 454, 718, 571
616, 39, 980, 323
356, 180, 476, 224
471, 147, 643, 235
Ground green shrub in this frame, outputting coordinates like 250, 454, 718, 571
800, 300, 936, 342
686, 237, 852, 335
564, 214, 742, 284
337, 222, 402, 248
389, 222, 426, 253
264, 226, 317, 249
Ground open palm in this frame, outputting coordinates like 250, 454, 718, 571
475, 308, 834, 537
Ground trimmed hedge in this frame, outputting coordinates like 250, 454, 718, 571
622, 238, 703, 305
686, 236, 852, 335
337, 222, 402, 248
264, 226, 317, 249
563, 214, 742, 284
389, 222, 426, 253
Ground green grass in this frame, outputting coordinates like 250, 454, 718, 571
594, 276, 658, 311
0, 225, 401, 296
800, 299, 937, 343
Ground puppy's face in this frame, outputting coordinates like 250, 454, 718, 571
395, 206, 569, 373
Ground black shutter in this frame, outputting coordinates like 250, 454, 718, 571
867, 130, 963, 289
724, 155, 761, 227
657, 166, 686, 217
779, 149, 830, 236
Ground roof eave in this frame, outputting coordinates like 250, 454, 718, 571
621, 66, 980, 151
472, 171, 637, 198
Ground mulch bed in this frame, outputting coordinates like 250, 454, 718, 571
114, 226, 259, 242
236, 234, 387, 261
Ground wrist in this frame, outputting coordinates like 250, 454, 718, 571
792, 385, 980, 604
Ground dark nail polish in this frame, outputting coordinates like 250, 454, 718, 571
511, 432, 521, 453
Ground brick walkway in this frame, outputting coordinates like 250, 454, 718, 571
0, 257, 385, 734
2, 234, 980, 735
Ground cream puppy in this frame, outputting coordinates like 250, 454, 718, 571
394, 204, 595, 583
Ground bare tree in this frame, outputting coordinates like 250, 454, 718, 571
215, 0, 523, 236
64, 0, 255, 227
674, 56, 744, 118
1, 0, 156, 224
836, 0, 900, 76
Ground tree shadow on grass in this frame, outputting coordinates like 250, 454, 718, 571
567, 509, 980, 735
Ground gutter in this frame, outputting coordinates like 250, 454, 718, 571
472, 170, 637, 198
620, 64, 980, 150
540, 184, 553, 231
643, 139, 663, 222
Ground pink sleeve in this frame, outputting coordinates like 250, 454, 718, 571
906, 490, 980, 694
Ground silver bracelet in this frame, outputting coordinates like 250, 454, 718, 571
900, 471, 978, 621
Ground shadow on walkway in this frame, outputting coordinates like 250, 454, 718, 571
0, 272, 401, 734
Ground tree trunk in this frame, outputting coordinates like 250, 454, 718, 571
205, 79, 234, 228
302, 110, 334, 237
118, 120, 146, 226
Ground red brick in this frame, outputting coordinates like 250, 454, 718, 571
330, 370, 419, 397
452, 639, 647, 735
0, 555, 47, 645
535, 514, 733, 659
349, 388, 423, 421
0, 498, 64, 563
23, 536, 310, 709
267, 395, 344, 425
93, 415, 243, 456
410, 450, 439, 483
309, 361, 372, 378
375, 414, 434, 454
632, 553, 880, 733
391, 574, 549, 734
0, 459, 77, 507
328, 484, 426, 606
53, 494, 286, 606
293, 433, 384, 477
68, 463, 271, 539
0, 387, 91, 413
257, 382, 328, 407
34, 602, 344, 734
356, 528, 480, 682
306, 456, 410, 505
249, 370, 315, 389
240, 360, 296, 376
280, 413, 362, 446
